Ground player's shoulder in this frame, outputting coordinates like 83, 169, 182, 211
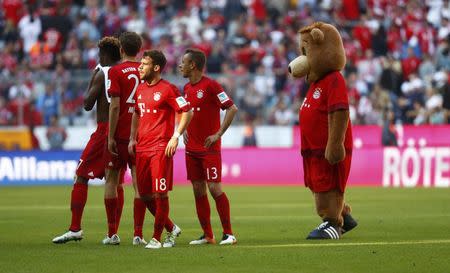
161, 79, 179, 91
202, 75, 218, 85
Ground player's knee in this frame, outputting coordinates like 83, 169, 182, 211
140, 194, 152, 203
208, 183, 223, 198
191, 180, 207, 196
74, 176, 88, 185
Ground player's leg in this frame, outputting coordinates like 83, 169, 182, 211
187, 153, 215, 244
103, 167, 121, 244
52, 175, 87, 243
148, 152, 179, 249
115, 167, 126, 233
130, 164, 147, 245
205, 153, 236, 245
209, 182, 236, 245
53, 127, 107, 244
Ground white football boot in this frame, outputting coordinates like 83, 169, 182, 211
102, 234, 120, 245
132, 236, 147, 246
162, 224, 182, 248
219, 234, 237, 245
189, 235, 216, 245
52, 230, 83, 244
145, 238, 162, 249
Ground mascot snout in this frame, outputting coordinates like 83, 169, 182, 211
288, 55, 310, 78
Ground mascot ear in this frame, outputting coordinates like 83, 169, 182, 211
310, 28, 324, 43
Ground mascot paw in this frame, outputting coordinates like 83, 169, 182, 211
306, 221, 341, 240
342, 214, 358, 234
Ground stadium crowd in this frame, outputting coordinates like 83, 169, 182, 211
0, 0, 450, 127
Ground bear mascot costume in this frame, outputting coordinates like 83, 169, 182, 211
288, 22, 358, 239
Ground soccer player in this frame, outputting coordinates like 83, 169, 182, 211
129, 50, 193, 249
52, 37, 122, 244
104, 33, 180, 245
102, 31, 147, 245
179, 48, 238, 245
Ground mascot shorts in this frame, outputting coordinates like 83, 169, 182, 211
303, 155, 352, 193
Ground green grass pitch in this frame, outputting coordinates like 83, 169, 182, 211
0, 185, 449, 273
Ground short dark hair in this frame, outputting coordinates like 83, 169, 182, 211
143, 50, 167, 71
185, 48, 206, 71
98, 36, 121, 62
119, 31, 142, 57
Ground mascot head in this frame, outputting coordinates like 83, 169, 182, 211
288, 22, 346, 83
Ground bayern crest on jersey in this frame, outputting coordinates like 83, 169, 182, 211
154, 92, 161, 101
313, 88, 322, 99
197, 90, 204, 99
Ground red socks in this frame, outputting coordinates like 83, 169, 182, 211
144, 197, 174, 232
214, 193, 232, 235
104, 198, 118, 237
116, 186, 124, 231
69, 183, 88, 231
152, 197, 169, 241
195, 194, 213, 238
133, 198, 146, 237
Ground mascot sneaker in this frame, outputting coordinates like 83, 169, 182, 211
342, 214, 358, 234
307, 221, 341, 240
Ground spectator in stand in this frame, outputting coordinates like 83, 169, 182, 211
401, 47, 422, 80
382, 109, 398, 147
36, 83, 60, 125
46, 115, 67, 150
18, 5, 42, 55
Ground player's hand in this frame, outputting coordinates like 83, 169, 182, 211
325, 143, 345, 165
165, 137, 178, 157
128, 139, 137, 156
108, 138, 118, 157
204, 133, 220, 149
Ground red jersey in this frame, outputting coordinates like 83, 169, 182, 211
135, 79, 191, 152
184, 76, 234, 153
108, 61, 141, 141
299, 71, 353, 156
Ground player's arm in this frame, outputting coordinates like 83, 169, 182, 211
166, 109, 193, 157
128, 111, 139, 156
204, 104, 238, 148
108, 96, 120, 156
83, 68, 103, 111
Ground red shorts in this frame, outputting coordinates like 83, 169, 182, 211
302, 155, 352, 193
136, 150, 173, 195
104, 140, 135, 170
76, 123, 108, 179
186, 151, 221, 183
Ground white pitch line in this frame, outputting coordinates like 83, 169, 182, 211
239, 239, 450, 249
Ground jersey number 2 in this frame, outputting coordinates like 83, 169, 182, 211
126, 74, 139, 104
